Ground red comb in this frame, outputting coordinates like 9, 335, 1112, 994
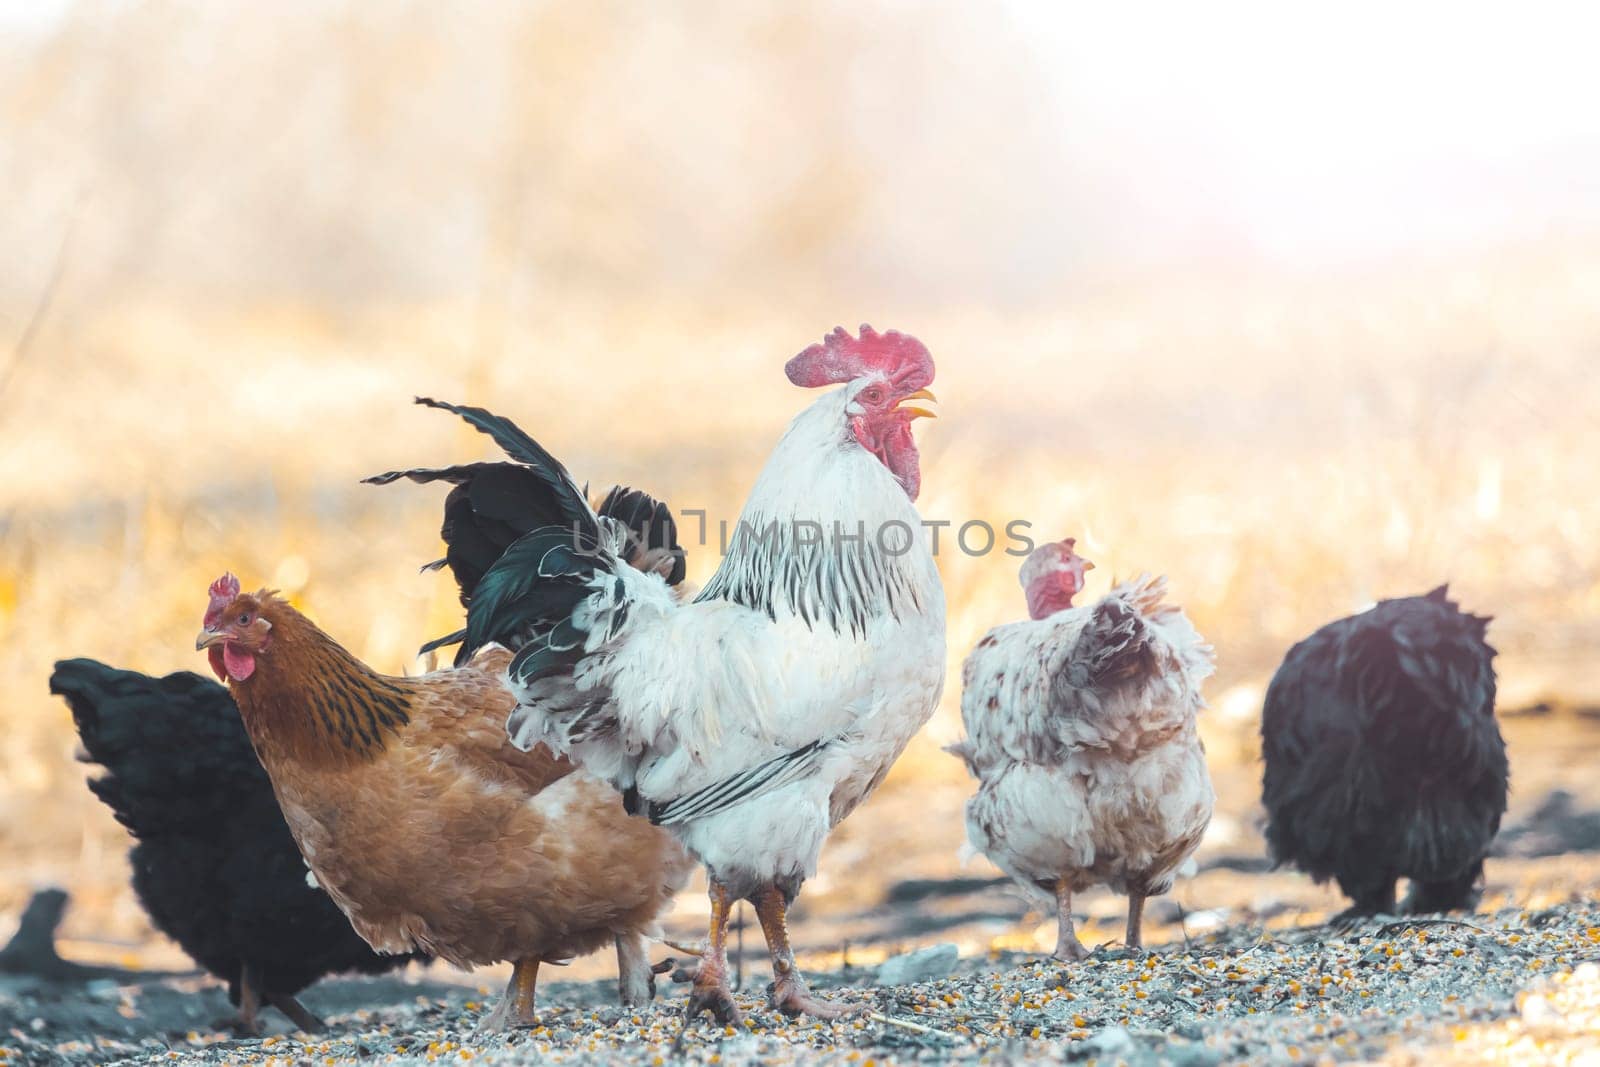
204, 573, 241, 627
785, 324, 934, 392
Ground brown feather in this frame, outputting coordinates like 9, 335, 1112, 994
224, 593, 691, 970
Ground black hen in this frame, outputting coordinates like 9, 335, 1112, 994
1260, 586, 1507, 917
52, 658, 423, 1033
363, 396, 686, 663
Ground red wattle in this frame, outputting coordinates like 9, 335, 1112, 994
222, 643, 256, 681
880, 419, 922, 502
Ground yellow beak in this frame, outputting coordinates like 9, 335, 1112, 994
899, 387, 938, 419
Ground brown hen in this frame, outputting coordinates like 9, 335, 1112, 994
195, 575, 692, 1030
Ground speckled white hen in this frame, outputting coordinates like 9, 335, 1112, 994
950, 540, 1215, 960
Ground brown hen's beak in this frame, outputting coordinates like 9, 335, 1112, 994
899, 387, 938, 419
196, 629, 225, 651
1083, 561, 1096, 571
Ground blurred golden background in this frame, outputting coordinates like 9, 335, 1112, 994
2, 1, 1598, 972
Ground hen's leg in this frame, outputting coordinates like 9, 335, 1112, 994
753, 886, 863, 1019
1125, 891, 1147, 951
1053, 880, 1088, 961
615, 931, 654, 1007
684, 881, 741, 1025
265, 993, 326, 1034
476, 958, 541, 1033
1333, 873, 1396, 923
1402, 864, 1484, 914
218, 962, 264, 1036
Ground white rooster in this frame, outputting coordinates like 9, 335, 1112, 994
949, 539, 1214, 960
386, 326, 946, 1022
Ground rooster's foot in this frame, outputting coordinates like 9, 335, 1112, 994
684, 978, 742, 1027
769, 977, 865, 1020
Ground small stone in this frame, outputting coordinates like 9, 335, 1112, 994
876, 943, 960, 987
1521, 993, 1555, 1025
1167, 1040, 1223, 1067
1082, 1024, 1136, 1057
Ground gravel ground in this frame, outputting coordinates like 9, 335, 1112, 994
4, 898, 1599, 1067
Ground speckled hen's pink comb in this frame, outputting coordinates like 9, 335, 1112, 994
204, 573, 240, 627
785, 324, 934, 392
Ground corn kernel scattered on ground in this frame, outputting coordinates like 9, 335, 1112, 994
5, 900, 1600, 1065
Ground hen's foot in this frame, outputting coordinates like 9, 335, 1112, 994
474, 991, 544, 1034
1327, 905, 1388, 934
474, 998, 537, 1034
1090, 945, 1141, 962
1051, 936, 1090, 962
637, 956, 676, 1004
222, 962, 265, 1036
615, 933, 659, 1007
265, 993, 326, 1034
213, 1013, 262, 1038
475, 958, 541, 1033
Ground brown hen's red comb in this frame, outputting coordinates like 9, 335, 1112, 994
204, 573, 241, 627
785, 324, 934, 393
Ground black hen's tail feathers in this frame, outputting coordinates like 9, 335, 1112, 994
53, 658, 266, 835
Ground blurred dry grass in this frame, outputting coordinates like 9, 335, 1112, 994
1, 0, 1598, 972
4, 240, 1598, 961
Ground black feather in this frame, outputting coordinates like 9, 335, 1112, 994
645, 738, 834, 826
597, 485, 687, 585
366, 400, 686, 664
465, 526, 605, 659
1259, 589, 1506, 916
51, 659, 424, 1012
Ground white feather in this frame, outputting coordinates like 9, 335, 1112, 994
955, 575, 1215, 902
510, 383, 946, 897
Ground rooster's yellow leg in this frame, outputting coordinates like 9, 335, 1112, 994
684, 881, 742, 1025
753, 886, 864, 1018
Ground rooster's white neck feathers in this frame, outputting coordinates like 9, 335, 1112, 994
696, 387, 932, 637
